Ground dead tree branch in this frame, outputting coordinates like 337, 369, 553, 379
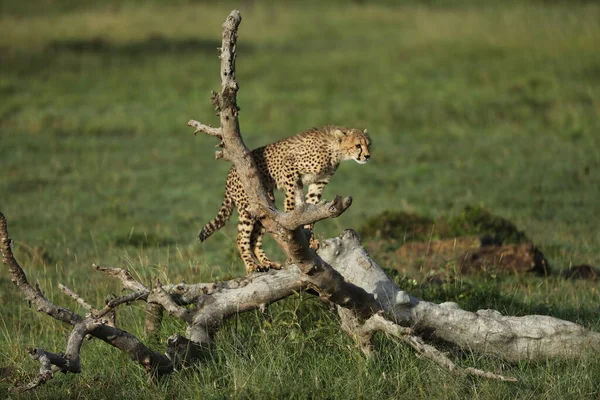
3, 209, 600, 391
188, 10, 380, 319
58, 283, 95, 312
339, 310, 517, 382
1, 213, 174, 391
321, 229, 600, 362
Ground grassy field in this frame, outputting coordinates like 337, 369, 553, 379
1, 0, 600, 398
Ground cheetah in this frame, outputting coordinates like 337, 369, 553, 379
199, 125, 371, 274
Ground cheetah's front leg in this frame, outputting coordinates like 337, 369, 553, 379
304, 180, 329, 249
282, 167, 301, 213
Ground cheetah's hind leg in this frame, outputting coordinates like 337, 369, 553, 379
250, 221, 281, 270
237, 210, 264, 274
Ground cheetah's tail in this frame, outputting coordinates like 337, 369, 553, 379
198, 195, 234, 242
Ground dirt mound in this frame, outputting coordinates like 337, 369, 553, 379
361, 207, 598, 282
360, 206, 528, 245
382, 237, 548, 280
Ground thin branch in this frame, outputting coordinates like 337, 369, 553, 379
11, 350, 62, 393
266, 195, 353, 231
188, 120, 222, 137
58, 283, 96, 312
11, 321, 90, 393
145, 302, 164, 339
94, 290, 148, 320
149, 281, 194, 323
405, 335, 517, 382
0, 212, 82, 325
339, 310, 517, 382
93, 264, 148, 292
463, 367, 519, 382
87, 323, 173, 375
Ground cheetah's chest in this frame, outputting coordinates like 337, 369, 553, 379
301, 173, 318, 186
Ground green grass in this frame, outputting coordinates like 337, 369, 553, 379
1, 0, 600, 398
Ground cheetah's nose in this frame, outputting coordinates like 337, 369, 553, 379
364, 154, 370, 160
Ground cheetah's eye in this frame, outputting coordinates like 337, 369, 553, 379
355, 144, 361, 149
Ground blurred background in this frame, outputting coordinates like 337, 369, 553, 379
0, 1, 599, 396
1, 0, 599, 284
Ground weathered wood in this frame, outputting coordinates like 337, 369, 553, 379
0, 212, 174, 392
188, 10, 379, 318
321, 229, 600, 362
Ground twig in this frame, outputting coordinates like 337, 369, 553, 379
11, 349, 62, 393
11, 321, 90, 393
266, 195, 353, 231
94, 290, 149, 320
58, 283, 96, 311
463, 367, 518, 382
188, 120, 222, 137
149, 280, 193, 323
406, 335, 517, 382
361, 314, 518, 382
93, 264, 148, 292
0, 212, 82, 325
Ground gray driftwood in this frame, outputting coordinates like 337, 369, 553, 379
2, 9, 599, 392
321, 230, 600, 363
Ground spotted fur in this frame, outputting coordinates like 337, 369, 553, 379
199, 125, 371, 273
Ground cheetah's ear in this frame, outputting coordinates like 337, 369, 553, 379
363, 129, 368, 134
333, 129, 345, 140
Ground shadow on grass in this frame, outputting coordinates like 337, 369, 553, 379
45, 34, 254, 56
113, 232, 176, 248
392, 272, 600, 329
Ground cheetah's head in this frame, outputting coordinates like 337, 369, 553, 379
334, 128, 371, 164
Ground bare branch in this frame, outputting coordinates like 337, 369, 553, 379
188, 120, 225, 157
145, 302, 164, 339
192, 10, 272, 214
94, 290, 148, 320
219, 12, 241, 93
340, 310, 517, 382
106, 290, 148, 309
1, 212, 82, 326
187, 120, 222, 137
11, 350, 63, 393
266, 195, 353, 231
149, 281, 193, 323
11, 321, 90, 393
88, 323, 173, 375
165, 333, 206, 368
463, 367, 519, 382
404, 335, 517, 382
322, 229, 600, 362
58, 283, 95, 312
93, 264, 148, 292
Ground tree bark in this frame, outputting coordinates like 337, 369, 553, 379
320, 229, 600, 362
